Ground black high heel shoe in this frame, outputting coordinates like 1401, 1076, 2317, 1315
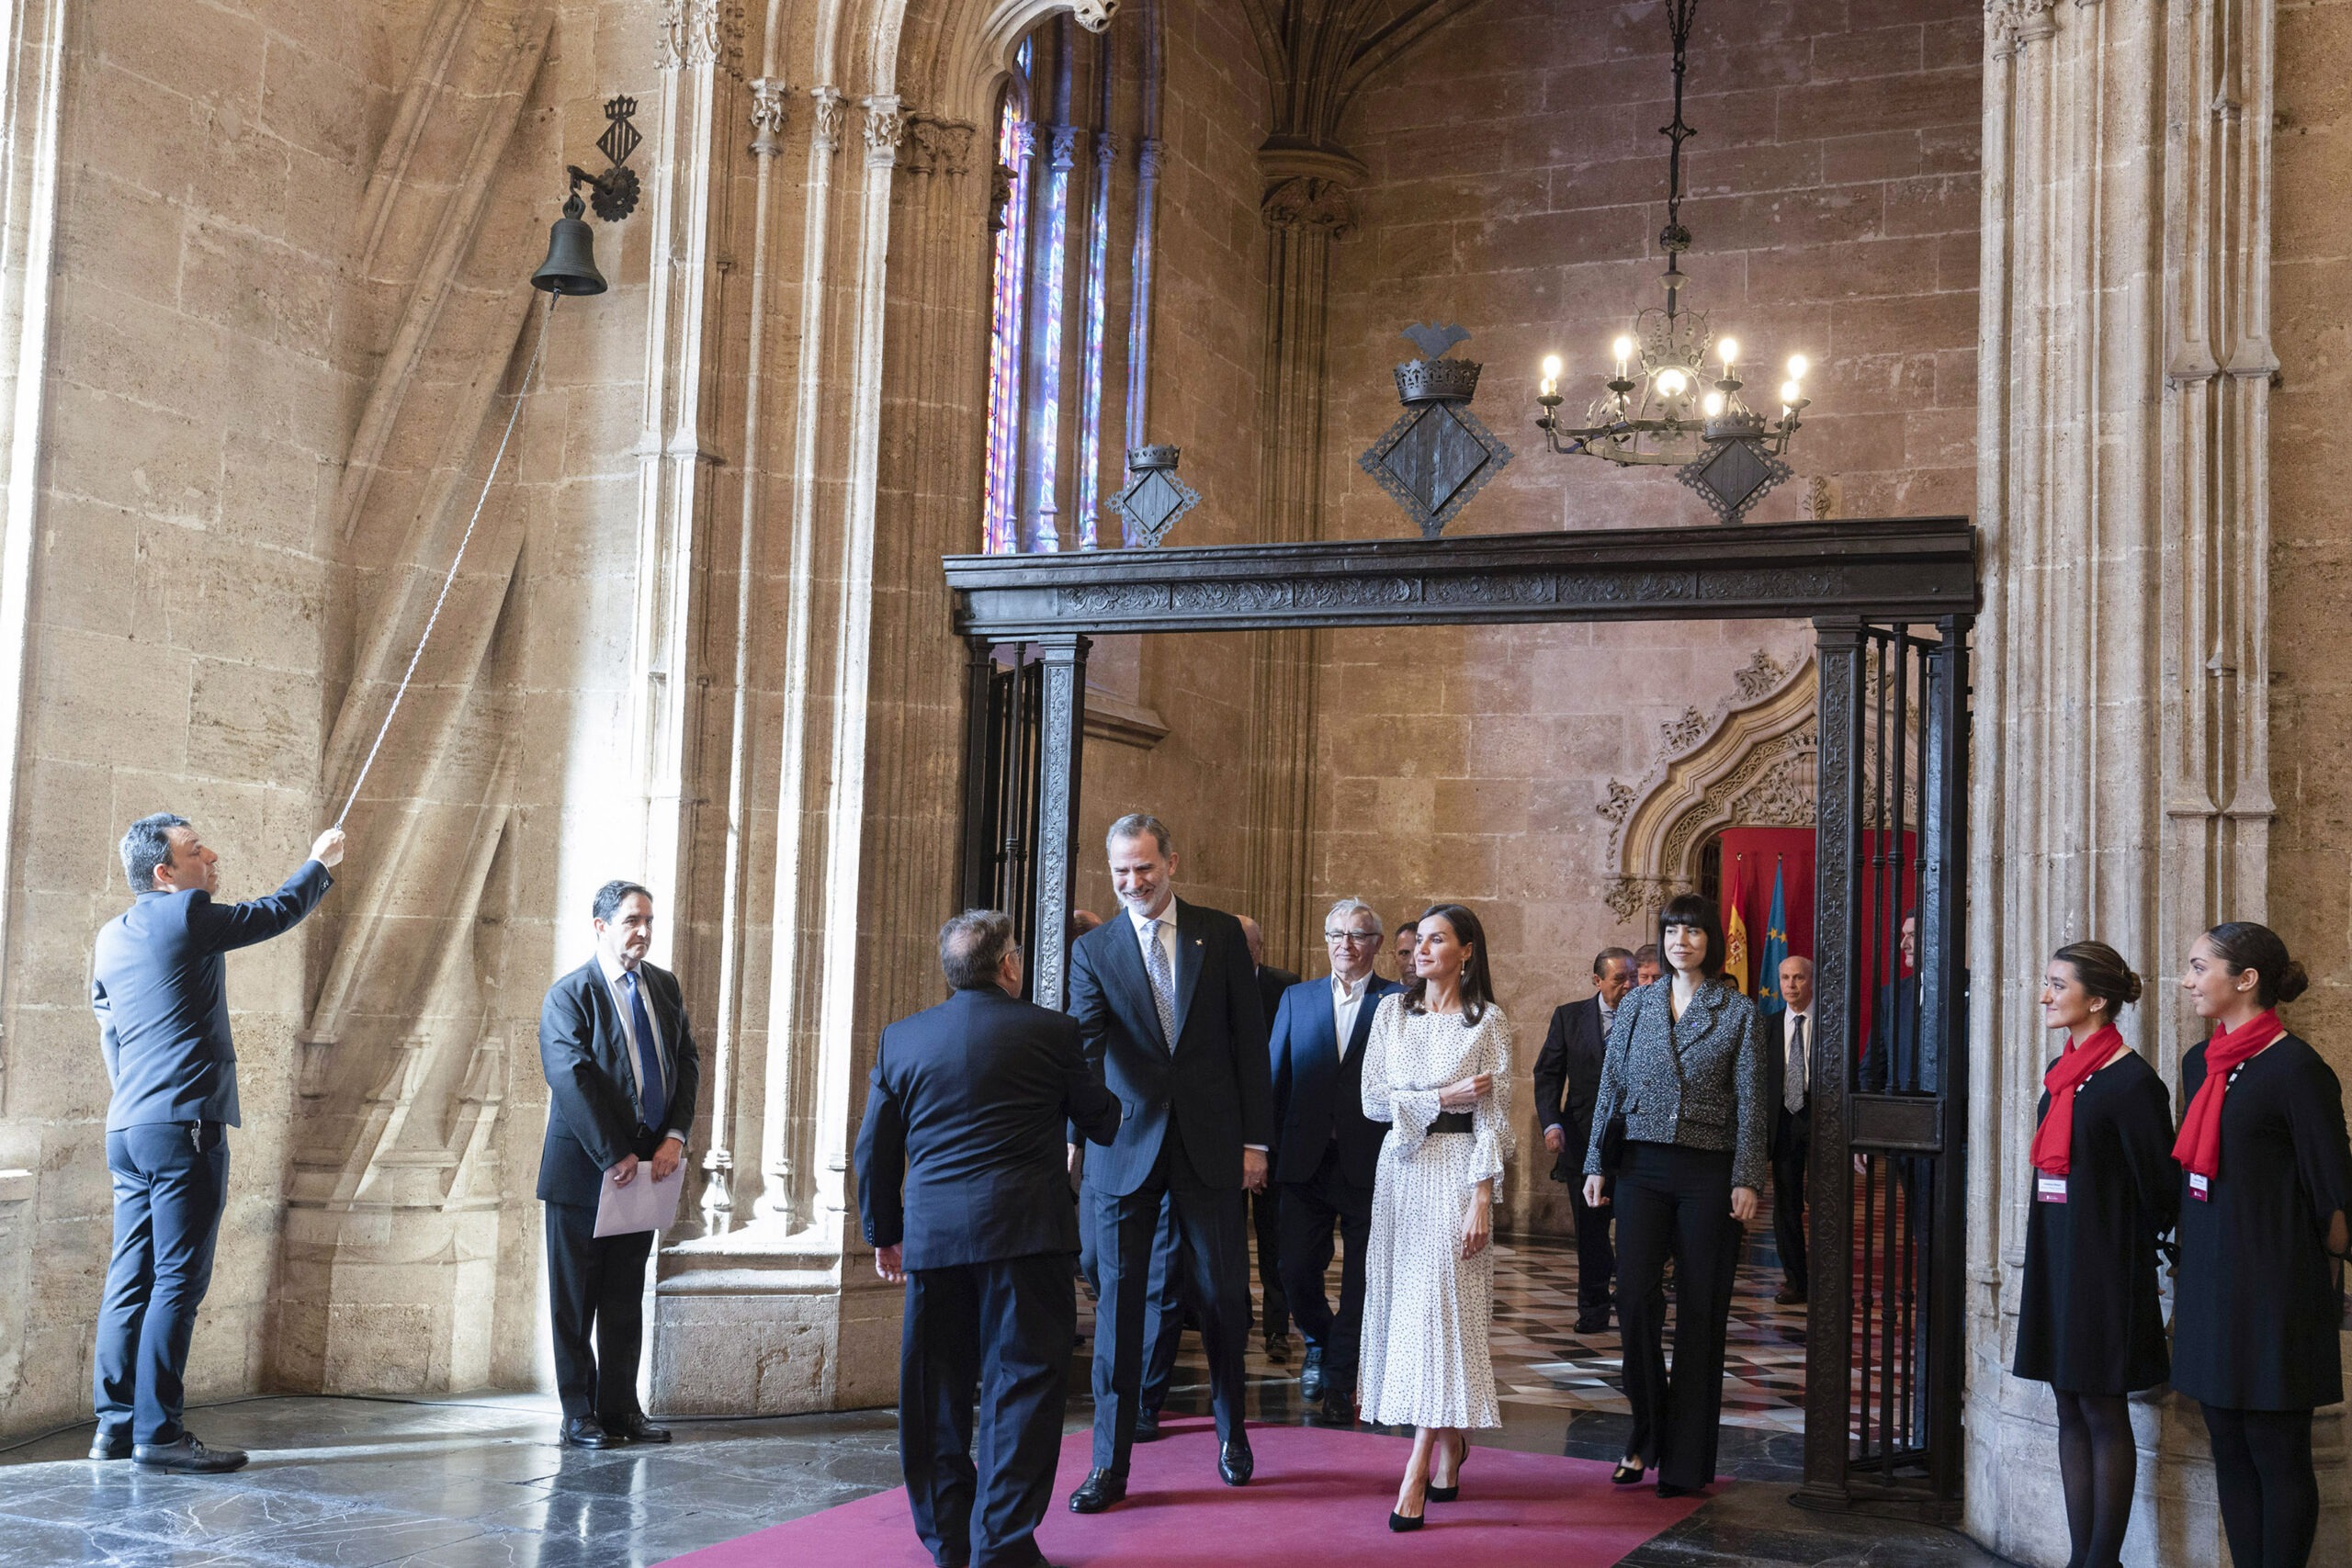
1426, 1434, 1468, 1502
1611, 1455, 1647, 1486
1390, 1472, 1428, 1531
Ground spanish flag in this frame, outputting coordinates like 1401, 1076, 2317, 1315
1724, 856, 1751, 996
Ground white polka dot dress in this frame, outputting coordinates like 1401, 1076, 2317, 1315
1356, 994, 1514, 1431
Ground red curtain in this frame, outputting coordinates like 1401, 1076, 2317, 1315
1714, 826, 1915, 1055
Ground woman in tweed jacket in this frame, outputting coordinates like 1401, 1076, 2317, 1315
1582, 891, 1767, 1497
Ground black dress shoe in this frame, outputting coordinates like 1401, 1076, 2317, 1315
1068, 1469, 1126, 1513
1574, 1311, 1611, 1336
1317, 1386, 1354, 1427
1299, 1345, 1326, 1402
1132, 1407, 1161, 1442
1774, 1285, 1809, 1306
89, 1431, 131, 1461
1611, 1458, 1647, 1485
603, 1414, 672, 1443
1262, 1332, 1288, 1363
131, 1436, 247, 1473
1218, 1437, 1254, 1486
560, 1417, 621, 1450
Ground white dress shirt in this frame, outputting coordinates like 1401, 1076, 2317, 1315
597, 949, 668, 1111
1330, 971, 1373, 1059
1783, 1008, 1811, 1111
1126, 899, 1181, 976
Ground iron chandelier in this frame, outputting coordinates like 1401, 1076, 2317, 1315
1533, 0, 1814, 524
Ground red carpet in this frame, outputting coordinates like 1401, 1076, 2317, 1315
658, 1417, 1704, 1566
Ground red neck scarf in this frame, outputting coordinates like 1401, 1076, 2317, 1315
2171, 1010, 2283, 1180
2030, 1025, 2123, 1176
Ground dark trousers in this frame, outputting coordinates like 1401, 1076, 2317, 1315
1771, 1105, 1810, 1298
1566, 1167, 1616, 1317
1250, 1185, 1288, 1339
1276, 1145, 1373, 1388
2203, 1404, 2320, 1568
901, 1254, 1073, 1568
95, 1122, 230, 1447
543, 1200, 656, 1423
1615, 1141, 1742, 1490
1091, 1136, 1250, 1473
1137, 1194, 1186, 1415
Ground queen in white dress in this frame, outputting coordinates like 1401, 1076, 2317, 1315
1357, 902, 1514, 1530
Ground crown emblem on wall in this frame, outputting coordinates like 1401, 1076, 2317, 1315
1358, 324, 1513, 539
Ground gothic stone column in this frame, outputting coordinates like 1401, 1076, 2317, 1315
1966, 3, 2335, 1562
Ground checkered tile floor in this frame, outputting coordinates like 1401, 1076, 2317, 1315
1079, 1191, 1816, 1438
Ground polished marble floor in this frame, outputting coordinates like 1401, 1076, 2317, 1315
0, 1227, 2010, 1568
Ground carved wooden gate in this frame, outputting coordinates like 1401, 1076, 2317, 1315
945, 517, 1976, 1520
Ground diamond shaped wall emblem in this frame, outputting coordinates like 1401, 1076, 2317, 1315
1359, 401, 1513, 539
1677, 437, 1791, 525
1109, 445, 1200, 547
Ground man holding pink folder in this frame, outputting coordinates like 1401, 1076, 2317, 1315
537, 879, 701, 1450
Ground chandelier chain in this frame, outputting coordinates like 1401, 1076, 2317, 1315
1659, 0, 1700, 254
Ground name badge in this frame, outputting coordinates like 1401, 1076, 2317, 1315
2189, 1172, 2211, 1202
2035, 1175, 2067, 1204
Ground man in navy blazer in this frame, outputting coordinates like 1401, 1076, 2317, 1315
1533, 947, 1636, 1335
91, 813, 343, 1472
1065, 813, 1273, 1513
1269, 897, 1399, 1423
858, 910, 1119, 1568
537, 880, 701, 1449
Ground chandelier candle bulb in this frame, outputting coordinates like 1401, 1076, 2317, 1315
1787, 354, 1808, 380
1612, 335, 1634, 377
1717, 338, 1737, 370
1702, 390, 1724, 418
1780, 380, 1802, 408
1542, 354, 1563, 379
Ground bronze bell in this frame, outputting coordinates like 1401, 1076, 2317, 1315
531, 194, 606, 296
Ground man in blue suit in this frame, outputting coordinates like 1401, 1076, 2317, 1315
1065, 813, 1273, 1513
536, 880, 701, 1449
858, 910, 1120, 1568
1269, 897, 1400, 1424
91, 813, 344, 1472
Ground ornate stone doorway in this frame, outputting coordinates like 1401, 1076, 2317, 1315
944, 515, 1975, 1519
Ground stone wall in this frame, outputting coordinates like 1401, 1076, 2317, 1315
1306, 0, 1981, 1230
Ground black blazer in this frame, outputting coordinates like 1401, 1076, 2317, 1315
1760, 1008, 1814, 1159
93, 859, 332, 1131
1066, 900, 1275, 1197
537, 958, 702, 1207
855, 986, 1121, 1271
1533, 996, 1611, 1183
1270, 976, 1403, 1188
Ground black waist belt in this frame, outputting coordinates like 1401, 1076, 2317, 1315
1430, 1111, 1475, 1134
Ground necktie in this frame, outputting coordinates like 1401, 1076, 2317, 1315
1142, 918, 1178, 1048
1787, 1015, 1807, 1114
622, 970, 666, 1130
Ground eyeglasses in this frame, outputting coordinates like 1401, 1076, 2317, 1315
1325, 930, 1382, 943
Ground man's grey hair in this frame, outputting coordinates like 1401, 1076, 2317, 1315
1780, 953, 1816, 976
940, 908, 1018, 990
1326, 897, 1382, 934
1105, 812, 1173, 858
1593, 946, 1635, 977
119, 812, 190, 894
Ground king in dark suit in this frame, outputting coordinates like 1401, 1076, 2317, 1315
536, 880, 700, 1450
1532, 947, 1636, 1335
1268, 898, 1399, 1422
91, 814, 344, 1472
858, 910, 1120, 1568
1066, 814, 1273, 1513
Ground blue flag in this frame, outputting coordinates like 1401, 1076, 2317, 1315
1757, 858, 1791, 1010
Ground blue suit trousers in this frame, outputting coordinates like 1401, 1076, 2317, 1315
95, 1122, 230, 1446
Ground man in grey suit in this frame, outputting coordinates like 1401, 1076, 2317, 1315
537, 880, 701, 1449
92, 814, 345, 1472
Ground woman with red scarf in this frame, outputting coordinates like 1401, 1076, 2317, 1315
2174, 922, 2352, 1568
2012, 941, 2174, 1568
